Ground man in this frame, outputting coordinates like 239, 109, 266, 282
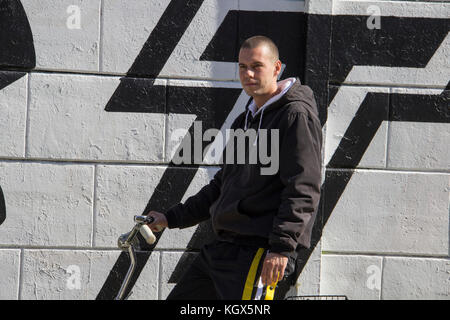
147, 36, 322, 300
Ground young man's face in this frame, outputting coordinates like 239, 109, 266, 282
238, 45, 281, 100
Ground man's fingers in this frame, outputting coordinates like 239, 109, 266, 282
146, 210, 167, 232
260, 261, 271, 286
271, 268, 279, 286
279, 265, 285, 280
261, 258, 277, 286
261, 253, 288, 286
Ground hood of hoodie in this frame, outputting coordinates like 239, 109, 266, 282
243, 77, 319, 123
242, 77, 320, 146
247, 77, 297, 117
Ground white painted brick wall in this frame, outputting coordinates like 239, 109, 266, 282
325, 86, 389, 168
21, 249, 159, 300
21, 0, 101, 72
295, 242, 321, 296
95, 164, 166, 247
388, 121, 450, 170
95, 164, 219, 249
21, 249, 120, 299
320, 254, 383, 300
0, 249, 21, 300
0, 73, 27, 158
158, 0, 239, 81
322, 170, 449, 256
0, 0, 448, 301
0, 162, 94, 247
382, 257, 450, 300
159, 251, 198, 299
101, 0, 171, 74
27, 73, 165, 162
129, 251, 160, 300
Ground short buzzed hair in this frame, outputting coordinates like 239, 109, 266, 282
240, 35, 279, 62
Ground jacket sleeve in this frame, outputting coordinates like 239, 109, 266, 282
164, 168, 223, 229
269, 109, 322, 258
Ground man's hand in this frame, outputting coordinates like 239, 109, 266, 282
146, 210, 168, 232
260, 252, 288, 287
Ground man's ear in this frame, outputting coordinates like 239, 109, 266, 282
274, 60, 282, 77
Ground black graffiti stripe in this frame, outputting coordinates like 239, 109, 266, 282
98, 116, 227, 299
324, 93, 388, 221
293, 86, 449, 280
200, 10, 308, 80
390, 87, 450, 123
0, 71, 27, 91
303, 13, 333, 126
104, 0, 205, 112
328, 88, 449, 169
294, 93, 387, 280
127, 0, 205, 78
167, 220, 215, 283
0, 0, 35, 69
304, 14, 332, 83
329, 16, 450, 83
98, 0, 207, 298
0, 185, 5, 225
96, 164, 199, 300
96, 109, 238, 299
105, 78, 166, 113
328, 92, 389, 168
100, 84, 241, 299
305, 14, 449, 126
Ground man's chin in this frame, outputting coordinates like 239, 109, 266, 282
243, 87, 261, 97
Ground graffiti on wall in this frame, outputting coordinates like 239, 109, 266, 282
96, 1, 450, 299
0, 0, 448, 299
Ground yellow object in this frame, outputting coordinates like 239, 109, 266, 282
264, 274, 279, 300
242, 248, 265, 300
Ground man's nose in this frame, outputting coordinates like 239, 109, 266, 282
245, 68, 254, 78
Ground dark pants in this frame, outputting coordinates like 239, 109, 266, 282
167, 240, 296, 300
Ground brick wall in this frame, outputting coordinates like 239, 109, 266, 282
0, 0, 448, 300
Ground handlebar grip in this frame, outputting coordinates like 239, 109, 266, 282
139, 224, 156, 245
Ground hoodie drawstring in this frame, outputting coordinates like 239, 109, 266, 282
244, 107, 265, 146
244, 109, 250, 131
253, 107, 265, 146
